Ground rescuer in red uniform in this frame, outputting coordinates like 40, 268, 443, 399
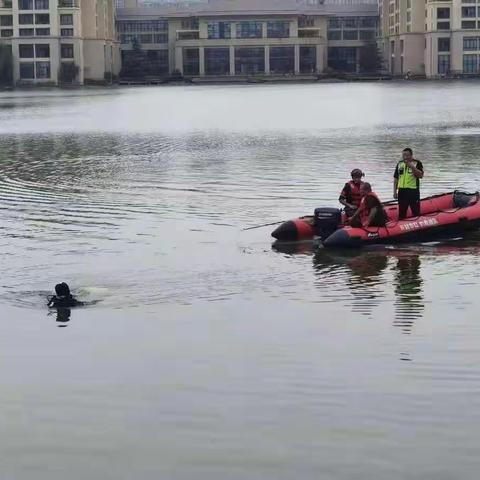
349, 182, 387, 228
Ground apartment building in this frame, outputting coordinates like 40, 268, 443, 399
0, 0, 120, 85
379, 0, 480, 78
115, 0, 379, 79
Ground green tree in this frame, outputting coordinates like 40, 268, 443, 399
359, 43, 384, 74
120, 36, 146, 79
58, 62, 79, 84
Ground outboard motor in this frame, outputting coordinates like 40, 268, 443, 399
314, 207, 342, 240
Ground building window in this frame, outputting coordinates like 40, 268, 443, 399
205, 47, 230, 75
360, 30, 375, 40
0, 29, 13, 37
35, 14, 50, 24
327, 30, 341, 40
19, 44, 34, 58
437, 8, 450, 19
235, 47, 265, 74
300, 45, 316, 74
60, 14, 73, 25
61, 28, 74, 37
343, 30, 358, 40
267, 21, 290, 38
438, 38, 450, 52
60, 44, 74, 58
19, 28, 34, 36
18, 0, 33, 9
328, 47, 357, 72
35, 61, 50, 78
236, 21, 263, 39
181, 18, 198, 30
0, 15, 13, 26
35, 44, 50, 57
139, 34, 152, 43
116, 20, 168, 32
183, 48, 199, 75
328, 18, 341, 29
462, 7, 476, 19
438, 54, 450, 74
343, 18, 358, 28
19, 14, 34, 24
153, 33, 167, 43
360, 17, 376, 28
207, 21, 231, 39
35, 0, 49, 8
35, 28, 50, 35
19, 62, 35, 79
463, 37, 478, 51
463, 54, 478, 74
120, 34, 136, 44
298, 17, 314, 28
437, 22, 450, 30
462, 21, 476, 30
270, 46, 294, 74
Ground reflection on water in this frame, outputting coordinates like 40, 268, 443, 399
49, 307, 71, 327
393, 254, 423, 333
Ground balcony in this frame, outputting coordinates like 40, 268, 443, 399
58, 0, 78, 7
177, 30, 199, 41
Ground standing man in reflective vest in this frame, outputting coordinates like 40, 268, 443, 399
394, 147, 424, 220
339, 168, 365, 217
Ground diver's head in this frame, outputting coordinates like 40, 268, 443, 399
55, 282, 71, 297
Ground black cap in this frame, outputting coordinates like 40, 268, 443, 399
351, 169, 364, 178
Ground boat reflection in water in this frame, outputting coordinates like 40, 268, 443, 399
272, 235, 480, 328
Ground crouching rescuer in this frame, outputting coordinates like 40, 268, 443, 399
349, 183, 387, 228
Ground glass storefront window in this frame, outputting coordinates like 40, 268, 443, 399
205, 48, 230, 75
235, 47, 265, 74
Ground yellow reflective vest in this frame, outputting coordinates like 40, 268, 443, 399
397, 161, 420, 190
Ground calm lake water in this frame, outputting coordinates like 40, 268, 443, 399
2, 82, 480, 479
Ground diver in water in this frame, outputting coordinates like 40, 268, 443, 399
47, 282, 83, 308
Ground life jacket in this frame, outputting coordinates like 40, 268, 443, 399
359, 192, 383, 224
347, 181, 363, 207
397, 160, 420, 190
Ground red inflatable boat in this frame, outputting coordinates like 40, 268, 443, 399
271, 191, 480, 247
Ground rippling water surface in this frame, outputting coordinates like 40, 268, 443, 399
2, 83, 480, 479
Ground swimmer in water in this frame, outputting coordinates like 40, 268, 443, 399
47, 282, 83, 308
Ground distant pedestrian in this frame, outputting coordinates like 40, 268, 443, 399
393, 148, 424, 220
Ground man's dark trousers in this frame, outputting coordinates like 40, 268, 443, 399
398, 188, 420, 220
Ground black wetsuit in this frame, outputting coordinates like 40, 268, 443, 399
48, 295, 83, 308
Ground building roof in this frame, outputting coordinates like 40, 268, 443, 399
117, 0, 378, 19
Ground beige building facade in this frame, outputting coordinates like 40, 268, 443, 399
380, 0, 480, 78
116, 0, 379, 79
0, 0, 120, 85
